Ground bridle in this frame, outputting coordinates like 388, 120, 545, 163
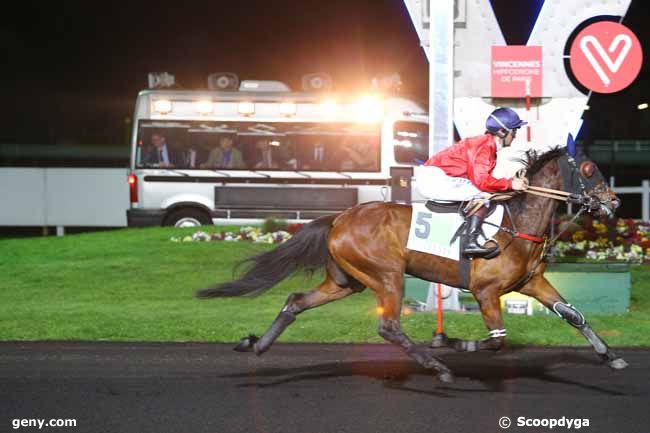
483, 151, 617, 292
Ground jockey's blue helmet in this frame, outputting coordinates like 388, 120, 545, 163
485, 107, 527, 133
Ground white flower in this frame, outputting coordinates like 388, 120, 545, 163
192, 231, 211, 241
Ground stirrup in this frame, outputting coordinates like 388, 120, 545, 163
462, 247, 496, 258
482, 245, 501, 259
462, 240, 498, 258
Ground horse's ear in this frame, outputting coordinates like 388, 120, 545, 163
566, 133, 577, 158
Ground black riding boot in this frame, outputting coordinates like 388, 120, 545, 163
463, 207, 498, 258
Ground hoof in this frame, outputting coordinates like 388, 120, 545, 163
430, 332, 449, 348
608, 358, 628, 370
454, 340, 479, 352
438, 371, 455, 384
233, 334, 259, 352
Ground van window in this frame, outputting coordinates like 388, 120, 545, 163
135, 120, 381, 172
393, 121, 429, 164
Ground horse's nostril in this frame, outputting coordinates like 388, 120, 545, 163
612, 199, 621, 209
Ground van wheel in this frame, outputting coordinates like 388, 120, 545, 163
165, 209, 211, 228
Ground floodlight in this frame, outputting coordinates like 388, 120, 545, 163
238, 102, 255, 115
153, 99, 172, 114
195, 100, 213, 115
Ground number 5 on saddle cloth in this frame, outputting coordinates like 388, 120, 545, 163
406, 202, 503, 261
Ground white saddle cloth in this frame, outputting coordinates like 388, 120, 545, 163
406, 202, 504, 261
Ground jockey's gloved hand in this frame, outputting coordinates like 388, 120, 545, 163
511, 177, 528, 191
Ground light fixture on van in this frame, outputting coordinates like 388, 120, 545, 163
153, 99, 172, 114
195, 100, 213, 115
319, 99, 338, 116
238, 101, 255, 115
279, 102, 296, 116
354, 95, 384, 123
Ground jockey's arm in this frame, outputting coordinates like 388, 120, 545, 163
467, 147, 513, 192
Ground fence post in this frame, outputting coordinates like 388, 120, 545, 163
642, 180, 649, 222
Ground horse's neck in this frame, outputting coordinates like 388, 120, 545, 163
514, 194, 557, 236
513, 160, 562, 236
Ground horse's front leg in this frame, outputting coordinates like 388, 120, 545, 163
452, 288, 507, 352
520, 275, 628, 370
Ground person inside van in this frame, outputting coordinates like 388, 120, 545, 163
339, 138, 377, 171
182, 143, 205, 169
200, 136, 244, 169
142, 133, 179, 168
252, 138, 288, 169
298, 140, 330, 170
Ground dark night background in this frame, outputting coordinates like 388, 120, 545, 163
1, 0, 648, 174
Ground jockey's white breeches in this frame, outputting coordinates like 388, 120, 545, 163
414, 165, 486, 201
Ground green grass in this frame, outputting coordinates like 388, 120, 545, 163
1, 226, 649, 346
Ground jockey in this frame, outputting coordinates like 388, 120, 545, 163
416, 107, 529, 258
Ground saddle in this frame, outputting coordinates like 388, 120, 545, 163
425, 199, 500, 254
422, 199, 503, 290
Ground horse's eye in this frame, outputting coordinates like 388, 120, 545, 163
580, 161, 596, 178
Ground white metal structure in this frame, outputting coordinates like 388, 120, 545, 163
403, 0, 634, 311
0, 168, 129, 229
405, 0, 633, 177
453, 0, 633, 177
127, 82, 430, 227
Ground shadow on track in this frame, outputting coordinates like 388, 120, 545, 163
218, 346, 628, 397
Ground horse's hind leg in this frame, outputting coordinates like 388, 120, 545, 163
235, 276, 356, 355
520, 275, 628, 370
377, 289, 455, 383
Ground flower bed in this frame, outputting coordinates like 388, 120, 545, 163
171, 223, 305, 244
170, 216, 650, 264
551, 215, 650, 264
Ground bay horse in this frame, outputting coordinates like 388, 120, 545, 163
197, 147, 626, 383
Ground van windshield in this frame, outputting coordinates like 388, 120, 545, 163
135, 120, 381, 172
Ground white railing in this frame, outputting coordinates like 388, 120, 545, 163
610, 178, 650, 222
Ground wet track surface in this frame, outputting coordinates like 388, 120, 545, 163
1, 342, 648, 433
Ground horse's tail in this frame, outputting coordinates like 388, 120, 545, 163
196, 214, 337, 299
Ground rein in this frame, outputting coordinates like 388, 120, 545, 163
490, 184, 593, 293
483, 183, 601, 245
481, 152, 609, 293
475, 185, 576, 245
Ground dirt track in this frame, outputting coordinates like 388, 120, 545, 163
1, 342, 648, 433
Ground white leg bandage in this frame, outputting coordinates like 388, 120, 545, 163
488, 329, 507, 338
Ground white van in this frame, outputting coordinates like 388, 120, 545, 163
126, 79, 429, 227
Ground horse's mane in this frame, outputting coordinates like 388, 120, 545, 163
509, 146, 565, 214
519, 146, 565, 180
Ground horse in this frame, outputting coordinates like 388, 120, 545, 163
196, 146, 626, 383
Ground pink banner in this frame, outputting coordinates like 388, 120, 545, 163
491, 46, 542, 97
